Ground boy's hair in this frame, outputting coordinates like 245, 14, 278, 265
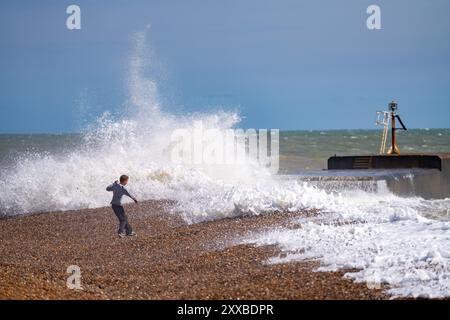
119, 175, 129, 183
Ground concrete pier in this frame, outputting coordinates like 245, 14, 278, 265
326, 154, 450, 199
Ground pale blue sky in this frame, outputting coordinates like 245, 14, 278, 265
0, 0, 449, 133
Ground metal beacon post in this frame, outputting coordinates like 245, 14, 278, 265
376, 100, 407, 155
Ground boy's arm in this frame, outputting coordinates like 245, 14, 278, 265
123, 188, 138, 203
106, 180, 118, 191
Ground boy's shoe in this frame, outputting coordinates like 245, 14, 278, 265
118, 233, 126, 238
127, 231, 137, 237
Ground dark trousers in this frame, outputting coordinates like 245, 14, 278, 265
112, 205, 133, 235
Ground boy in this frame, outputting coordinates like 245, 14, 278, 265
106, 175, 138, 238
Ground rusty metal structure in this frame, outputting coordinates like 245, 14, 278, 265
326, 101, 450, 199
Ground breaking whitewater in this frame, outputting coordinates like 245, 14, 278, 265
0, 31, 449, 298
